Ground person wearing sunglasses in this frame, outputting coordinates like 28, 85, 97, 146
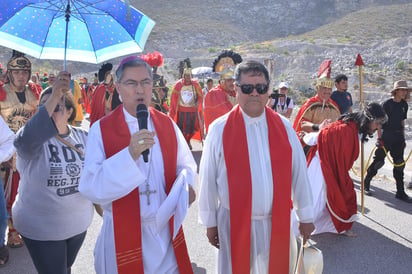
12, 71, 94, 274
199, 60, 314, 274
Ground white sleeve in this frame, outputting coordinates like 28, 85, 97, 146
302, 132, 319, 146
288, 98, 294, 109
79, 121, 145, 205
281, 117, 314, 223
0, 116, 15, 163
198, 121, 223, 227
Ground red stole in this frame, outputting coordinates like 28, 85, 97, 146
100, 106, 193, 274
222, 106, 292, 274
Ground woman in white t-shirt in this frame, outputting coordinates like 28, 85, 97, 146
268, 82, 294, 118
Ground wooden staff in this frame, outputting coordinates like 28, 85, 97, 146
355, 53, 365, 214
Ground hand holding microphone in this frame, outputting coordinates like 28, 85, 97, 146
128, 104, 155, 161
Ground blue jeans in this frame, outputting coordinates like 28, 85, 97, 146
0, 176, 8, 246
22, 231, 87, 274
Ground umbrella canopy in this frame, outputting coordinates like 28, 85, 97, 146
0, 0, 155, 68
191, 66, 219, 79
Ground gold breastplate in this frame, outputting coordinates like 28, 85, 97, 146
304, 103, 340, 125
179, 84, 196, 107
0, 84, 38, 133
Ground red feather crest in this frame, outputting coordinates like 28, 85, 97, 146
318, 59, 331, 78
141, 51, 164, 68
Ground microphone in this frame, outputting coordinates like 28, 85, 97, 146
136, 104, 149, 162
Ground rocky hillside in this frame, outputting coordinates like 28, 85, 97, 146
142, 1, 412, 105
0, 0, 411, 104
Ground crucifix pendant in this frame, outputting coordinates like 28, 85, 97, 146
139, 183, 157, 205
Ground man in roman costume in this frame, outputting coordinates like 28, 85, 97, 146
89, 63, 121, 126
203, 50, 242, 133
199, 60, 314, 274
0, 51, 41, 248
169, 64, 203, 149
293, 60, 341, 156
79, 56, 196, 273
293, 60, 341, 133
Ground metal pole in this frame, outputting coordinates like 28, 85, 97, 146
355, 54, 365, 214
64, 1, 71, 71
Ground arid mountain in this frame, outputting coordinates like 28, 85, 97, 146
0, 0, 411, 100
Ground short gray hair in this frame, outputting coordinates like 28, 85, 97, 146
115, 56, 153, 82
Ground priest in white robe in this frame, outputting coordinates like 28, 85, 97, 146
79, 56, 197, 274
198, 60, 314, 274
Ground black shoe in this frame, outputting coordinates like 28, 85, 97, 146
364, 189, 372, 196
395, 192, 412, 203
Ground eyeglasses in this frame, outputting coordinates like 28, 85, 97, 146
121, 79, 153, 89
236, 83, 269, 94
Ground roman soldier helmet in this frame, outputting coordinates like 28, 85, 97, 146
7, 50, 32, 84
98, 63, 113, 83
315, 59, 334, 89
178, 58, 191, 79
183, 68, 192, 76
212, 49, 242, 80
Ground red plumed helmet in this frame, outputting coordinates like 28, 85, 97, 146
141, 51, 164, 68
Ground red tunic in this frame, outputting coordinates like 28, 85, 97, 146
318, 120, 359, 233
204, 84, 235, 132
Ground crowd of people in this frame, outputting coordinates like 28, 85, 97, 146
0, 48, 411, 273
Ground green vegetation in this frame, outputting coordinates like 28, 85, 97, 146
396, 60, 405, 70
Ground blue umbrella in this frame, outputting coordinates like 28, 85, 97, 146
0, 0, 155, 69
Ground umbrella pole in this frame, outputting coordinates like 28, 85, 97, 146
64, 2, 71, 71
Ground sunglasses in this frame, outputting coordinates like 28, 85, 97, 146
54, 104, 63, 112
236, 83, 269, 94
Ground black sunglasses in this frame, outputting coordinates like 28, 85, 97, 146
236, 83, 269, 94
54, 105, 62, 112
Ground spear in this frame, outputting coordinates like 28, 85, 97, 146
355, 53, 366, 214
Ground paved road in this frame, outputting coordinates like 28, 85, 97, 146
3, 130, 412, 274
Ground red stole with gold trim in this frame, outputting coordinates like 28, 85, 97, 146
100, 105, 193, 274
222, 105, 292, 274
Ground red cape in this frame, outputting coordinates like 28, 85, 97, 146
0, 82, 41, 101
204, 84, 234, 132
89, 83, 114, 126
318, 120, 359, 232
